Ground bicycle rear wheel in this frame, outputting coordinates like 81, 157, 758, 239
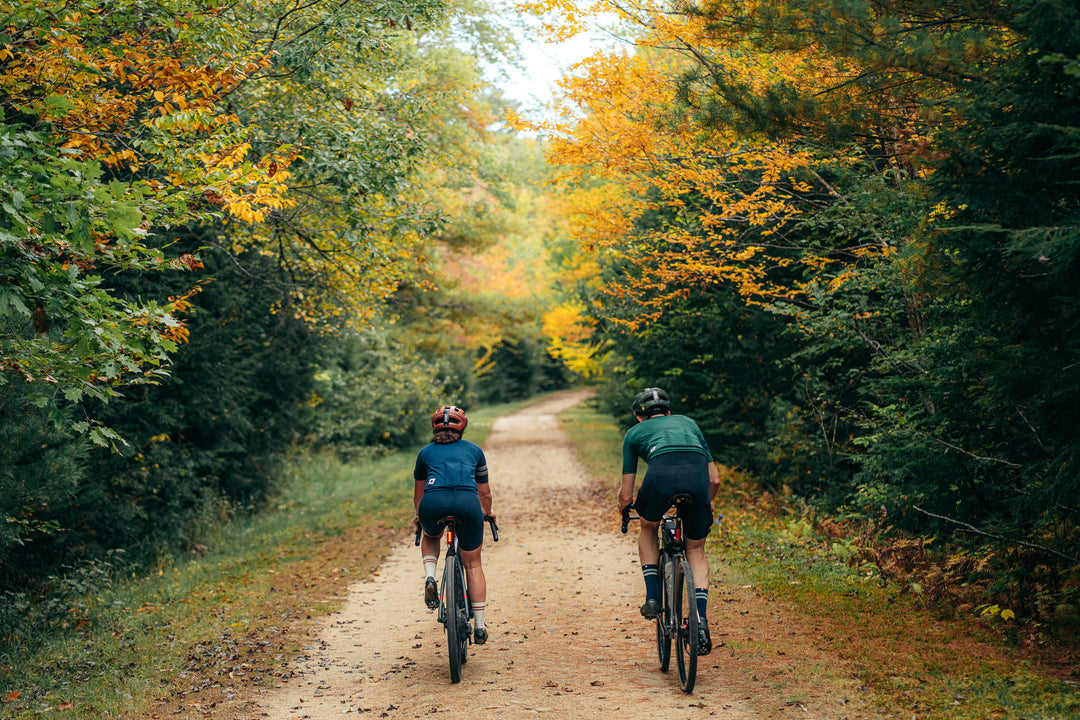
674, 556, 698, 694
656, 554, 671, 672
456, 561, 470, 667
444, 557, 463, 683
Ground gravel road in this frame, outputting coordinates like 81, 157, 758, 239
249, 390, 870, 720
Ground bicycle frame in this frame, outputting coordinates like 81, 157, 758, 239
436, 522, 462, 618
415, 515, 499, 683
658, 512, 683, 649
622, 495, 698, 693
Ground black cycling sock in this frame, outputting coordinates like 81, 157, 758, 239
642, 564, 660, 601
695, 588, 708, 620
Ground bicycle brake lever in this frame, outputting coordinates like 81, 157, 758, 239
485, 515, 499, 543
414, 526, 422, 546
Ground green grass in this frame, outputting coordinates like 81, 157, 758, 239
557, 398, 1080, 720
556, 395, 620, 499
0, 450, 413, 718
0, 397, 534, 719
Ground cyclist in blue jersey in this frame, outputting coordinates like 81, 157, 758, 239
617, 387, 722, 655
412, 405, 496, 645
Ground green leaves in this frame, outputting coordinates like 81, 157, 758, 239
541, 0, 1080, 603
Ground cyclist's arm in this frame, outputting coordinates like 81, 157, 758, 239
618, 472, 636, 512
707, 462, 721, 501
412, 454, 428, 511
477, 481, 494, 523
408, 479, 425, 533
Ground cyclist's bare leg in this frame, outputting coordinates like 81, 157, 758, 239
420, 532, 442, 565
685, 537, 709, 590
637, 519, 660, 565
460, 546, 486, 604
419, 531, 442, 608
461, 546, 489, 642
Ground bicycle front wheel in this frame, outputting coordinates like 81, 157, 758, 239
444, 557, 463, 683
656, 554, 671, 672
674, 556, 698, 694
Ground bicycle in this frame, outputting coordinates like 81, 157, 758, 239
622, 494, 698, 693
415, 514, 499, 683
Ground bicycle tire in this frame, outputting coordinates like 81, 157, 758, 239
456, 561, 470, 667
656, 554, 671, 672
445, 557, 463, 683
674, 556, 698, 694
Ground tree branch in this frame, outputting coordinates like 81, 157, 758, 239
912, 505, 1078, 564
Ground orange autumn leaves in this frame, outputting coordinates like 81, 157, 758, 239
514, 0, 895, 366
0, 4, 296, 225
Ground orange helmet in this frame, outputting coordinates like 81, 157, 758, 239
431, 405, 468, 433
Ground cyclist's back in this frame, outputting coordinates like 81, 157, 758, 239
416, 438, 488, 492
622, 414, 713, 469
617, 387, 722, 655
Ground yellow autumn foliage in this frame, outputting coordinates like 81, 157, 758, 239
514, 0, 898, 327
542, 302, 608, 377
0, 10, 294, 226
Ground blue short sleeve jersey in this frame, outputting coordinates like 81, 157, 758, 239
621, 414, 713, 475
413, 439, 489, 493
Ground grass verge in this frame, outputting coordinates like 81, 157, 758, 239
0, 397, 533, 720
557, 395, 1080, 720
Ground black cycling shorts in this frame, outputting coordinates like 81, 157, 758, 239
635, 451, 713, 540
418, 489, 485, 551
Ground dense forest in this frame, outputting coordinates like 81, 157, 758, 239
0, 0, 568, 642
527, 0, 1080, 621
3, 0, 1079, 657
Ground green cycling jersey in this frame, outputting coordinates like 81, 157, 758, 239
621, 414, 713, 475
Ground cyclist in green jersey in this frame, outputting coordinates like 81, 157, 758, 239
618, 387, 722, 654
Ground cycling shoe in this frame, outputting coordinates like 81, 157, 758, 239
697, 624, 712, 655
640, 598, 661, 619
424, 578, 438, 609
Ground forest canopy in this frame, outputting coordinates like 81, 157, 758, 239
520, 0, 1080, 614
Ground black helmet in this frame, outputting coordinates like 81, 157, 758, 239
631, 387, 670, 416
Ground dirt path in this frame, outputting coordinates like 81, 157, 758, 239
248, 391, 873, 720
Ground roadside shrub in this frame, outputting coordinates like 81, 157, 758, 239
2, 236, 321, 583
304, 329, 460, 459
0, 550, 126, 651
0, 384, 90, 585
